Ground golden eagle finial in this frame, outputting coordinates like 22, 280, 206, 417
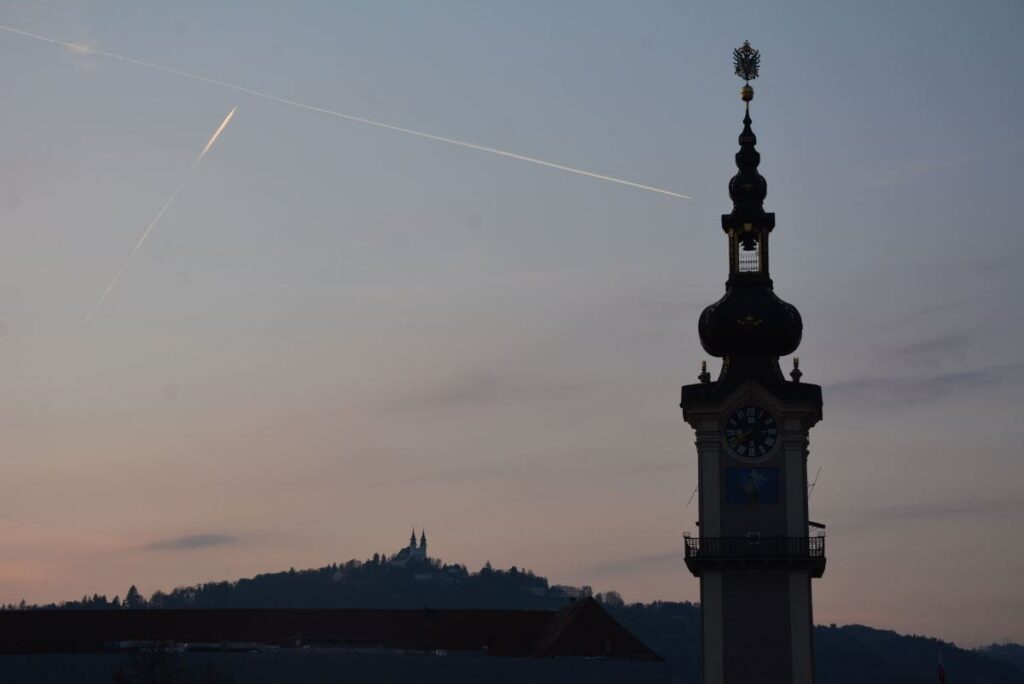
733, 41, 760, 102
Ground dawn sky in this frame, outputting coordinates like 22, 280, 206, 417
1, 0, 1022, 647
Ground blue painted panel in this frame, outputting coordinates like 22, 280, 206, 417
725, 468, 780, 504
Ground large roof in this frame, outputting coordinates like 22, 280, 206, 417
0, 598, 659, 661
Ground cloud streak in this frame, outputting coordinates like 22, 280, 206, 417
827, 498, 1024, 533
583, 551, 680, 577
382, 370, 587, 412
880, 332, 972, 367
862, 498, 1024, 523
828, 362, 1024, 405
145, 533, 238, 551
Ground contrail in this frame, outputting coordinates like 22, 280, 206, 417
199, 106, 235, 159
84, 107, 237, 325
0, 23, 690, 200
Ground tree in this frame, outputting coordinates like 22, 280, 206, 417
124, 585, 145, 609
597, 590, 625, 608
149, 590, 168, 608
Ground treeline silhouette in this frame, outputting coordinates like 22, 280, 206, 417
4, 555, 1022, 683
3, 556, 575, 611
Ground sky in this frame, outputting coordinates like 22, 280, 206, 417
0, 0, 1022, 647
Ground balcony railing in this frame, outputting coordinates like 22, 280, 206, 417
684, 536, 824, 559
683, 536, 825, 577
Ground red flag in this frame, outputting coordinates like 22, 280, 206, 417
938, 651, 947, 684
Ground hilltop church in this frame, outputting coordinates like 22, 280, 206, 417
389, 529, 428, 566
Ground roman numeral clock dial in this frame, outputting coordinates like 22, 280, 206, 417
723, 405, 777, 458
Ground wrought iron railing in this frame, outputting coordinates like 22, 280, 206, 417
684, 536, 824, 560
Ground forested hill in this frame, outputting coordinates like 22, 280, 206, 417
9, 556, 576, 611
6, 555, 1022, 684
607, 603, 1023, 684
984, 645, 1024, 674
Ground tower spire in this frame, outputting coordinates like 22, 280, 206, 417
696, 41, 802, 389
725, 41, 771, 261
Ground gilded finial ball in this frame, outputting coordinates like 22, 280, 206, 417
740, 84, 754, 102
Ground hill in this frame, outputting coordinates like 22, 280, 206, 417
605, 602, 1023, 684
983, 645, 1024, 674
5, 549, 1022, 684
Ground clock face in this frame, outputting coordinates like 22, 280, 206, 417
724, 405, 778, 459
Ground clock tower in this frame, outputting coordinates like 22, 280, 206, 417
681, 42, 825, 684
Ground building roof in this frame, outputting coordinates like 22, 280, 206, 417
0, 598, 660, 661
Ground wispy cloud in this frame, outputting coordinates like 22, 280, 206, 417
617, 460, 687, 476
145, 533, 238, 551
866, 158, 957, 189
828, 362, 1024, 404
880, 332, 972, 369
369, 461, 547, 488
862, 145, 1024, 190
1, 1, 99, 70
381, 370, 586, 412
861, 498, 1024, 524
583, 552, 680, 578
828, 498, 1024, 532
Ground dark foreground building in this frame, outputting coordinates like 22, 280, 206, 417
0, 598, 667, 683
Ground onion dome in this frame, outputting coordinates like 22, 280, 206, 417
698, 282, 802, 358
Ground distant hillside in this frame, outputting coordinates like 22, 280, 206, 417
982, 644, 1024, 675
5, 549, 1022, 684
814, 624, 1021, 684
145, 557, 571, 611
6, 554, 575, 612
605, 602, 1023, 684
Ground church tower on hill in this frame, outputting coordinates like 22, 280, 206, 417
680, 42, 825, 684
391, 528, 428, 566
